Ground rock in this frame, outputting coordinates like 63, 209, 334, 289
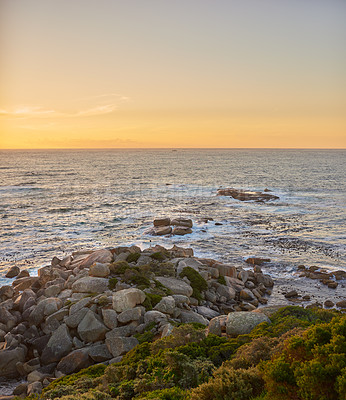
208, 315, 227, 336
172, 226, 192, 235
327, 281, 338, 289
285, 290, 298, 298
171, 218, 193, 228
217, 188, 279, 202
87, 344, 112, 362
154, 226, 172, 235
153, 217, 171, 226
5, 266, 20, 278
102, 309, 118, 329
13, 382, 28, 396
12, 277, 38, 291
105, 336, 139, 357
77, 309, 108, 343
0, 285, 14, 299
89, 263, 110, 278
324, 300, 334, 308
45, 284, 62, 298
240, 289, 255, 301
216, 284, 236, 300
112, 288, 146, 312
226, 311, 270, 336
154, 296, 176, 315
65, 307, 89, 329
155, 277, 193, 297
27, 381, 43, 395
245, 257, 271, 266
0, 347, 26, 377
106, 325, 136, 338
117, 307, 142, 324
71, 276, 109, 293
177, 258, 203, 274
144, 310, 167, 324
41, 324, 72, 364
78, 249, 113, 269
29, 298, 63, 325
179, 310, 208, 325
197, 306, 220, 320
169, 245, 194, 257
27, 370, 46, 383
336, 300, 346, 309
215, 264, 237, 278
57, 349, 91, 374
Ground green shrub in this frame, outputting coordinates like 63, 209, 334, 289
108, 277, 118, 290
188, 365, 264, 400
150, 252, 166, 261
126, 252, 141, 263
179, 267, 208, 303
109, 260, 130, 275
151, 261, 175, 277
217, 276, 227, 285
143, 293, 163, 310
138, 387, 187, 400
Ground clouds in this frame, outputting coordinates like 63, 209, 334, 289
0, 94, 129, 119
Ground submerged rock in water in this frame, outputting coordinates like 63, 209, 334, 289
217, 188, 279, 202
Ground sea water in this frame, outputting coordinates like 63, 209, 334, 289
0, 149, 345, 299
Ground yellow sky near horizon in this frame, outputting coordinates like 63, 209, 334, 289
1, 0, 345, 149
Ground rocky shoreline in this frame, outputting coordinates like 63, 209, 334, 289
0, 244, 345, 398
0, 244, 275, 397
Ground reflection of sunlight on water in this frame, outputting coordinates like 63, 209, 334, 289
0, 149, 345, 288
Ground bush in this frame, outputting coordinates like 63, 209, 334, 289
179, 267, 208, 303
126, 253, 141, 263
217, 276, 227, 285
150, 252, 166, 261
138, 387, 187, 400
188, 365, 264, 400
108, 277, 118, 290
109, 260, 130, 275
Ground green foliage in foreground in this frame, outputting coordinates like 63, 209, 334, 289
34, 307, 345, 400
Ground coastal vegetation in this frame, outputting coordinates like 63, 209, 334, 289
24, 306, 345, 400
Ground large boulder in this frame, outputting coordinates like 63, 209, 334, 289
87, 344, 112, 362
216, 284, 236, 300
117, 307, 142, 324
57, 349, 91, 375
196, 306, 220, 320
89, 263, 110, 278
153, 217, 171, 227
154, 296, 175, 315
77, 309, 108, 343
29, 298, 63, 325
41, 324, 73, 364
0, 347, 26, 377
179, 310, 208, 325
112, 288, 146, 313
105, 336, 139, 357
102, 309, 118, 329
155, 277, 193, 297
71, 276, 109, 293
208, 315, 227, 336
172, 226, 192, 235
226, 311, 270, 336
78, 249, 113, 269
171, 218, 193, 228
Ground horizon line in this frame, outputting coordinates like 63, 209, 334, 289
0, 147, 345, 151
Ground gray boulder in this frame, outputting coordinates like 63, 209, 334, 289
77, 309, 108, 343
102, 309, 118, 329
226, 311, 270, 336
154, 296, 175, 315
71, 276, 109, 293
87, 344, 112, 362
179, 310, 208, 325
41, 324, 72, 364
216, 284, 236, 300
105, 336, 139, 357
196, 306, 220, 320
5, 266, 20, 278
117, 307, 142, 324
208, 315, 227, 336
0, 347, 26, 377
155, 277, 193, 297
29, 298, 63, 325
144, 310, 167, 324
112, 288, 146, 312
89, 262, 110, 278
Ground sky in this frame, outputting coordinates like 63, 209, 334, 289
0, 0, 345, 149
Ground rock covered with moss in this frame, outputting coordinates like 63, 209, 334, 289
0, 243, 275, 396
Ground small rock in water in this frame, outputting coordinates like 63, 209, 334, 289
5, 266, 20, 278
324, 300, 334, 308
285, 290, 298, 298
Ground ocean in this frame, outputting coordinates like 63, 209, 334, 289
0, 149, 345, 304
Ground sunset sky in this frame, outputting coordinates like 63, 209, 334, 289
1, 0, 345, 149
